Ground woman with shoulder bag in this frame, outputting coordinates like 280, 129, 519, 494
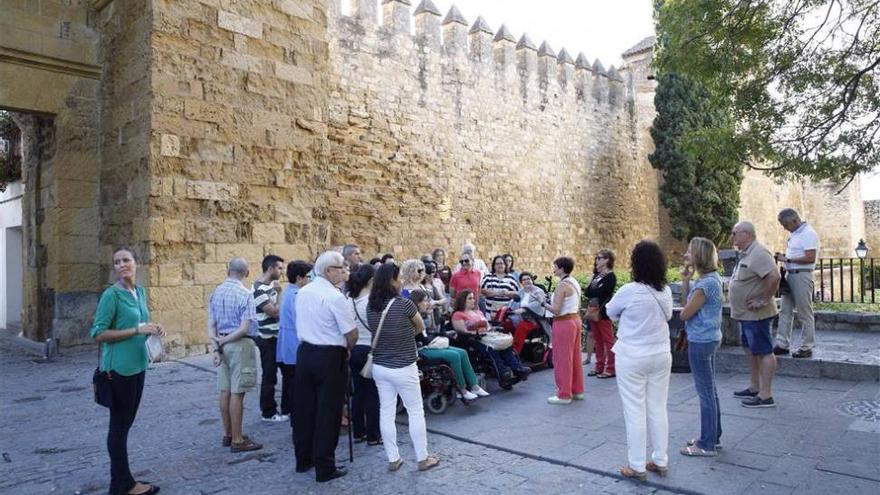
347, 264, 381, 446
367, 264, 440, 472
90, 246, 165, 495
586, 249, 618, 379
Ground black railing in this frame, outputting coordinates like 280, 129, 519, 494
816, 257, 876, 304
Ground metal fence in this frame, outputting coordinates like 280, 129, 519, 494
816, 257, 876, 304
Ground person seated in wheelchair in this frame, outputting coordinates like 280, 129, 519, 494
409, 290, 489, 400
506, 272, 553, 353
450, 289, 531, 385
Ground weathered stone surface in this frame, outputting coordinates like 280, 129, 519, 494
150, 286, 205, 311
217, 10, 263, 39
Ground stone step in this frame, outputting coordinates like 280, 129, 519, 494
814, 310, 880, 332
714, 330, 880, 381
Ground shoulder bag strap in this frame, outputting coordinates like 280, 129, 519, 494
370, 298, 396, 349
352, 299, 369, 330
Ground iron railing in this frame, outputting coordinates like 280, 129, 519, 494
816, 257, 876, 304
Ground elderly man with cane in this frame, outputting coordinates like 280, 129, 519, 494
293, 251, 357, 482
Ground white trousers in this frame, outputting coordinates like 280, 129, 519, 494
373, 363, 429, 462
615, 351, 672, 471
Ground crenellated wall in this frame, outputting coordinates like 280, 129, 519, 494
325, 0, 659, 269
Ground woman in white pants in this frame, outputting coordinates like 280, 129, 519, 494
366, 263, 440, 472
605, 240, 674, 481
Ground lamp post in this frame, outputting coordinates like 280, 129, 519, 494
855, 239, 869, 302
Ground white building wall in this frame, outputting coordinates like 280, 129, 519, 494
1, 180, 24, 329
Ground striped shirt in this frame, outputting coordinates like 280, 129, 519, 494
480, 273, 520, 312
367, 297, 418, 369
253, 280, 280, 338
209, 278, 257, 336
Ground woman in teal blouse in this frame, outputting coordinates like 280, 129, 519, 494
90, 246, 164, 495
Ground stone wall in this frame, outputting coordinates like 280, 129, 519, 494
147, 0, 331, 353
0, 0, 102, 344
866, 200, 880, 259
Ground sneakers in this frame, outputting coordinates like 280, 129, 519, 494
461, 390, 478, 401
772, 346, 790, 356
741, 396, 776, 408
572, 393, 585, 401
470, 385, 490, 397
262, 413, 290, 423
733, 387, 759, 398
792, 349, 813, 358
547, 396, 572, 405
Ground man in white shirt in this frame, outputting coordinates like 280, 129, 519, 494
773, 208, 820, 358
293, 251, 357, 483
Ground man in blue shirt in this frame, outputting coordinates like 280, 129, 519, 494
276, 260, 313, 432
208, 257, 260, 452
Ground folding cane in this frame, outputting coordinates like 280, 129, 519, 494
347, 373, 354, 462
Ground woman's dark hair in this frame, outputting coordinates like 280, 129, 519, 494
347, 263, 375, 298
503, 253, 514, 269
409, 289, 429, 305
553, 256, 574, 275
593, 249, 616, 274
423, 261, 436, 275
453, 289, 475, 312
380, 253, 395, 263
491, 255, 507, 274
113, 245, 138, 262
630, 240, 667, 291
368, 257, 382, 266
286, 260, 313, 283
519, 271, 535, 282
368, 263, 400, 312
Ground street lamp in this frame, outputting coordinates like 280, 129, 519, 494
855, 239, 869, 303
855, 239, 868, 259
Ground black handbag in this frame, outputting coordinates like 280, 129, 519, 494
92, 344, 113, 408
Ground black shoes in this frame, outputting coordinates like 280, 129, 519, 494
772, 346, 790, 356
741, 396, 776, 408
792, 349, 813, 358
316, 467, 348, 483
295, 462, 313, 473
733, 387, 759, 398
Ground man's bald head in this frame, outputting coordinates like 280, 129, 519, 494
228, 257, 250, 279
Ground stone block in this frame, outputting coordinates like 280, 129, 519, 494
212, 243, 265, 265
275, 0, 312, 20
56, 236, 100, 264
193, 263, 230, 285
185, 181, 239, 201
274, 61, 313, 85
267, 243, 311, 262
56, 263, 101, 292
218, 10, 263, 39
150, 286, 205, 311
54, 317, 91, 346
55, 179, 98, 209
160, 134, 180, 156
132, 217, 163, 242
56, 207, 99, 237
53, 291, 99, 320
164, 218, 184, 242
253, 223, 285, 244
190, 140, 234, 163
184, 99, 233, 125
151, 309, 193, 338
159, 263, 182, 286
220, 49, 263, 72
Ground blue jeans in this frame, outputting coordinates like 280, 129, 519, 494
688, 341, 722, 450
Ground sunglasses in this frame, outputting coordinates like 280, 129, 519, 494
459, 259, 471, 264
417, 269, 424, 273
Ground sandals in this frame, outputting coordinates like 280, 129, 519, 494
680, 444, 717, 457
418, 455, 440, 471
587, 370, 600, 376
388, 459, 404, 472
596, 372, 615, 379
367, 438, 383, 446
230, 437, 263, 453
619, 466, 647, 481
646, 461, 669, 477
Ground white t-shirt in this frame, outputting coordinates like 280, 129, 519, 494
785, 222, 820, 270
295, 276, 356, 347
605, 282, 673, 358
351, 293, 373, 347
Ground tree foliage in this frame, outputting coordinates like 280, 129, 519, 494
0, 110, 22, 192
655, 0, 880, 185
649, 73, 745, 246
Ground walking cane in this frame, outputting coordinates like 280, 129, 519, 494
347, 374, 354, 462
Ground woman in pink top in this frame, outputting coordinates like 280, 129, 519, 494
451, 289, 530, 388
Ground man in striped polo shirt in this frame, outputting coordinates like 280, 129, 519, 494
254, 254, 289, 422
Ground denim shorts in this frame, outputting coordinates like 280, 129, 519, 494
739, 318, 774, 356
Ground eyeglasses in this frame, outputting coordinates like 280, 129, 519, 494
595, 256, 605, 260
329, 265, 344, 270
417, 269, 424, 273
459, 259, 471, 264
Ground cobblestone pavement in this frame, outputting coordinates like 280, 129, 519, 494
1, 340, 878, 495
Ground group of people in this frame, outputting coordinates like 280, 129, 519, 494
89, 208, 820, 493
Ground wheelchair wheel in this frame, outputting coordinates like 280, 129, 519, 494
426, 391, 448, 414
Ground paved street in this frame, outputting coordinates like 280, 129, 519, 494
1, 340, 878, 495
